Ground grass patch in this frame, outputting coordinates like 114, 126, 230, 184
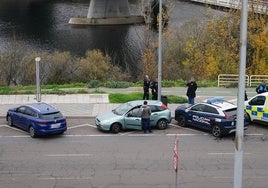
109, 93, 187, 104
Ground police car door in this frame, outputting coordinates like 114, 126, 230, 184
188, 104, 210, 128
246, 95, 268, 122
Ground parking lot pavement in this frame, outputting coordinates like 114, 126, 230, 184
1, 117, 267, 138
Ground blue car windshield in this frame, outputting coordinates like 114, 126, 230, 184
114, 103, 133, 115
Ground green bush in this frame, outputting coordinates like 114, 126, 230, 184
87, 80, 102, 88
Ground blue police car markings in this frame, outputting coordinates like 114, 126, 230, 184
252, 111, 257, 116
257, 107, 263, 112
192, 115, 210, 124
246, 106, 252, 110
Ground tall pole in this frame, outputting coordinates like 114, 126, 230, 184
233, 0, 248, 188
35, 57, 41, 102
157, 0, 162, 101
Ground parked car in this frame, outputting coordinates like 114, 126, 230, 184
95, 100, 171, 133
244, 92, 268, 124
6, 102, 67, 138
175, 97, 248, 137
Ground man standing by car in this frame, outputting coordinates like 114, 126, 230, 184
186, 77, 198, 105
141, 101, 152, 133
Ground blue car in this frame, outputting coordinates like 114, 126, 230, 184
6, 102, 67, 138
175, 97, 248, 137
96, 100, 172, 133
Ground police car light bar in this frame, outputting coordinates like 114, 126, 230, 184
207, 97, 225, 104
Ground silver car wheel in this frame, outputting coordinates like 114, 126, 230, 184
111, 123, 121, 134
157, 119, 168, 130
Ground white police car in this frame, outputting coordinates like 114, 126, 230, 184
244, 92, 268, 124
175, 97, 248, 138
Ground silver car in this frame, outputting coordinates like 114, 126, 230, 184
96, 100, 172, 133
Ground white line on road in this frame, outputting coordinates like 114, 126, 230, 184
39, 177, 92, 180
208, 152, 251, 155
46, 154, 92, 157
67, 124, 93, 129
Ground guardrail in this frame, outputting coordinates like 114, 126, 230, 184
190, 0, 268, 14
218, 74, 268, 87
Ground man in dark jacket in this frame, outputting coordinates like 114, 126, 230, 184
150, 78, 158, 100
186, 77, 198, 105
141, 101, 152, 133
143, 75, 150, 100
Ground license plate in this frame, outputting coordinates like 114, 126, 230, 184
51, 123, 61, 128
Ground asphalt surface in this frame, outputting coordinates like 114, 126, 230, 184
0, 87, 256, 118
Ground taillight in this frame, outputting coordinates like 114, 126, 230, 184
38, 121, 47, 124
224, 112, 233, 119
161, 104, 168, 110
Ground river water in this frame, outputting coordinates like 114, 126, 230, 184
0, 0, 223, 72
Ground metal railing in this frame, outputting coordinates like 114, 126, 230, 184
218, 74, 249, 87
218, 74, 268, 87
249, 75, 268, 87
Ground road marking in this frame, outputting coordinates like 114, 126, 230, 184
169, 123, 207, 133
68, 124, 96, 130
208, 152, 251, 155
39, 177, 92, 180
45, 154, 92, 157
0, 125, 26, 133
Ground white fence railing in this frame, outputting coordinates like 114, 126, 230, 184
218, 74, 249, 87
190, 0, 268, 14
218, 74, 268, 87
249, 75, 268, 87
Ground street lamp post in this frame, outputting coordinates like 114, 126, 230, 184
35, 57, 41, 102
157, 0, 162, 101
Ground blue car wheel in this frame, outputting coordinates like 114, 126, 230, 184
211, 124, 222, 138
7, 116, 13, 126
29, 126, 37, 138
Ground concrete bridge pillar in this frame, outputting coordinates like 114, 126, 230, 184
69, 0, 144, 25
87, 0, 130, 18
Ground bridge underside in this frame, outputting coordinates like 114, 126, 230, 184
69, 0, 144, 25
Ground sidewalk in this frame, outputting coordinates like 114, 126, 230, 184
0, 87, 244, 118
0, 94, 179, 118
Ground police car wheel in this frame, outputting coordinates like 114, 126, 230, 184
211, 124, 222, 138
177, 115, 187, 127
245, 113, 251, 122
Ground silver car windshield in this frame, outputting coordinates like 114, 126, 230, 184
114, 103, 133, 115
